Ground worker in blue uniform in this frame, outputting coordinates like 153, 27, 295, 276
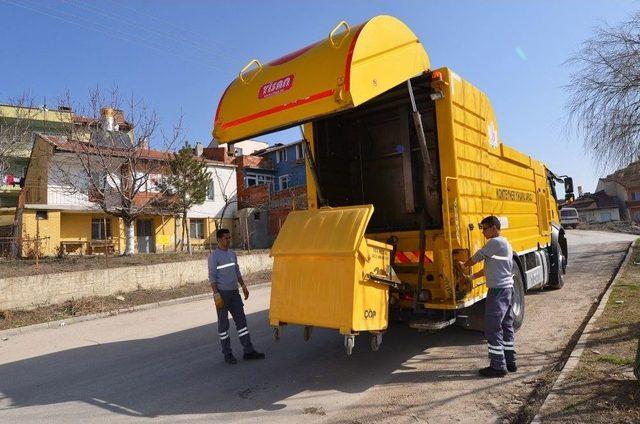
461, 215, 517, 377
209, 228, 265, 364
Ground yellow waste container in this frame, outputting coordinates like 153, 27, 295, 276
269, 205, 394, 354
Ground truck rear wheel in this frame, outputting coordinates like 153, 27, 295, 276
512, 265, 525, 332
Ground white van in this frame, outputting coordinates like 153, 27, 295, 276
560, 207, 580, 229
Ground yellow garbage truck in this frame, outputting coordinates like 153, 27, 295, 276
213, 15, 573, 354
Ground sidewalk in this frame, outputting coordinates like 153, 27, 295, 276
533, 240, 640, 423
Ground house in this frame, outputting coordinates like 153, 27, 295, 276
0, 104, 73, 210
0, 104, 134, 229
596, 160, 640, 222
185, 144, 238, 250
254, 140, 308, 238
255, 140, 307, 192
19, 132, 177, 256
207, 138, 268, 157
569, 190, 621, 223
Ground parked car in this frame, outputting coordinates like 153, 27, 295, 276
560, 207, 580, 229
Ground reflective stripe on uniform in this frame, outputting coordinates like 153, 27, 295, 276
488, 344, 504, 356
219, 333, 229, 340
490, 255, 511, 261
504, 346, 515, 351
237, 326, 249, 337
217, 262, 236, 270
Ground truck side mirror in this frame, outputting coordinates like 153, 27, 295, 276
564, 177, 574, 195
565, 193, 575, 203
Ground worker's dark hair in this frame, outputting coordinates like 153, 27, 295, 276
216, 228, 230, 239
480, 215, 501, 230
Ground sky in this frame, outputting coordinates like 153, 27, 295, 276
1, 0, 639, 193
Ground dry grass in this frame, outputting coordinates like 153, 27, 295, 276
0, 270, 271, 331
547, 243, 640, 423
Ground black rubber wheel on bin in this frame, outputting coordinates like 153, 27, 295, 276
273, 326, 281, 342
303, 326, 312, 341
370, 333, 382, 351
345, 336, 354, 355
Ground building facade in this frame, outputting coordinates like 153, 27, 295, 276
596, 160, 640, 222
20, 133, 177, 256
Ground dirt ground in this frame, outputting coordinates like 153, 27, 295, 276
536, 242, 640, 423
0, 270, 272, 331
577, 221, 640, 236
0, 249, 268, 279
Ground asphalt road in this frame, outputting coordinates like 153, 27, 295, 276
0, 230, 637, 423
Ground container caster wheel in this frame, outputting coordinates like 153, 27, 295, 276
303, 326, 313, 341
371, 333, 383, 351
344, 335, 355, 355
273, 326, 282, 342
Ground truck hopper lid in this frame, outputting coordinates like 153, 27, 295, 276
213, 15, 430, 143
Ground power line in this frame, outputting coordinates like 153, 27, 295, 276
63, 0, 244, 64
1, 0, 229, 71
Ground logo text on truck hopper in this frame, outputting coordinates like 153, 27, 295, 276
258, 75, 295, 99
496, 189, 533, 203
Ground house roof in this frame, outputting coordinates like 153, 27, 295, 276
571, 190, 619, 210
38, 133, 172, 161
253, 139, 304, 156
601, 160, 640, 188
40, 134, 235, 168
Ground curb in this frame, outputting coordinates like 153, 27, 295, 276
531, 241, 635, 423
0, 282, 272, 338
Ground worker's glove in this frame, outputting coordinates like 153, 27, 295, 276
213, 293, 224, 309
242, 285, 249, 300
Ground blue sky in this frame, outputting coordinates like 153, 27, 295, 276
1, 0, 638, 192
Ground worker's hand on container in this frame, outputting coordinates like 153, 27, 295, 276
242, 285, 250, 300
213, 292, 224, 310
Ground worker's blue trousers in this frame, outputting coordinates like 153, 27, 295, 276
216, 289, 255, 356
485, 287, 516, 370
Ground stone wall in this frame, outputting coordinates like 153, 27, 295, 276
0, 252, 272, 311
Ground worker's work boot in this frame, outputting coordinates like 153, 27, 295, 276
479, 366, 507, 378
243, 350, 265, 360
224, 354, 237, 364
507, 363, 518, 372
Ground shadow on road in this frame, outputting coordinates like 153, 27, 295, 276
0, 309, 488, 418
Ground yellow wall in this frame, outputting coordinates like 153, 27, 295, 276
152, 215, 175, 253
21, 210, 180, 256
182, 217, 233, 250
21, 209, 61, 256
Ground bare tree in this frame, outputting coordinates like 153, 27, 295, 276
210, 165, 238, 230
51, 87, 182, 255
0, 93, 38, 178
566, 12, 640, 169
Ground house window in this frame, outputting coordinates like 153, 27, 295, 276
276, 149, 287, 163
254, 211, 261, 220
207, 180, 215, 200
295, 143, 304, 160
35, 210, 48, 220
190, 218, 205, 239
631, 191, 640, 201
244, 172, 274, 190
92, 218, 112, 240
279, 174, 290, 191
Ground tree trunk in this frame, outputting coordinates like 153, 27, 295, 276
124, 219, 135, 255
184, 212, 192, 255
